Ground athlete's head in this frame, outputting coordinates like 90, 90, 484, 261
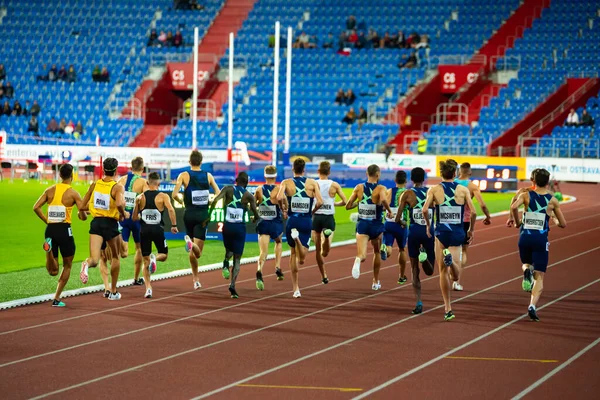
367, 164, 380, 179
318, 161, 331, 177
395, 170, 407, 185
59, 163, 74, 181
530, 168, 539, 182
148, 172, 160, 187
189, 150, 203, 167
131, 157, 144, 173
439, 159, 457, 180
103, 157, 119, 177
264, 165, 277, 180
236, 171, 249, 188
534, 168, 550, 188
459, 162, 472, 178
410, 167, 425, 184
293, 158, 305, 175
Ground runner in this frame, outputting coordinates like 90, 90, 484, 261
346, 164, 393, 290
172, 150, 220, 290
79, 157, 127, 301
397, 167, 435, 314
507, 168, 539, 227
255, 165, 286, 290
312, 161, 347, 284
33, 163, 85, 307
117, 157, 148, 286
511, 168, 567, 321
382, 170, 409, 284
207, 172, 259, 298
132, 172, 178, 298
454, 162, 492, 291
277, 158, 323, 298
422, 159, 477, 321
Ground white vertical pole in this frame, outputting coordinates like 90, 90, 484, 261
271, 21, 280, 166
284, 26, 292, 162
227, 32, 234, 161
192, 27, 199, 150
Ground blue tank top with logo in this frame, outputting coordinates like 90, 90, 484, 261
123, 172, 141, 213
435, 181, 464, 233
184, 170, 210, 210
520, 191, 552, 237
258, 184, 281, 222
288, 177, 313, 219
409, 186, 433, 235
224, 185, 247, 224
358, 182, 383, 223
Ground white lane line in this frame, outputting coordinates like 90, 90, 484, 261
511, 337, 600, 400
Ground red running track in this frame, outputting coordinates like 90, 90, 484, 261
1, 183, 599, 400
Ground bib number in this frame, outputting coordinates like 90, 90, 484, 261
191, 190, 209, 206
141, 209, 162, 225
47, 205, 67, 223
93, 192, 110, 211
439, 205, 462, 224
68, 227, 73, 237
124, 191, 137, 209
358, 203, 377, 220
226, 207, 244, 223
386, 207, 399, 222
259, 205, 277, 220
412, 208, 432, 226
523, 212, 546, 231
290, 197, 310, 214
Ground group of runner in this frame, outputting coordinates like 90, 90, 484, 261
34, 152, 567, 322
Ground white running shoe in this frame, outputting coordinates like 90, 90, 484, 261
290, 228, 299, 240
194, 281, 202, 290
149, 253, 157, 274
452, 281, 464, 291
144, 289, 153, 298
80, 261, 89, 284
351, 257, 361, 279
184, 235, 193, 253
372, 281, 382, 291
293, 290, 301, 298
108, 292, 121, 301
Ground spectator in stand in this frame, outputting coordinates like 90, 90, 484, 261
3, 82, 14, 98
566, 108, 579, 126
346, 16, 356, 31
323, 32, 334, 49
92, 65, 101, 82
49, 64, 58, 81
368, 29, 380, 48
12, 100, 23, 116
413, 34, 430, 49
580, 109, 594, 127
0, 63, 5, 80
28, 116, 39, 135
58, 118, 67, 133
406, 32, 421, 48
23, 100, 30, 116
2, 101, 11, 116
0, 87, 3, 98
47, 117, 59, 133
338, 31, 348, 51
394, 30, 406, 48
380, 32, 393, 49
74, 121, 84, 140
347, 30, 358, 47
100, 67, 110, 82
345, 89, 356, 106
356, 31, 368, 49
190, 0, 204, 10
357, 106, 368, 129
30, 100, 41, 117
67, 65, 76, 83
58, 65, 68, 81
294, 32, 310, 48
166, 31, 174, 47
148, 29, 158, 46
173, 30, 183, 47
158, 31, 168, 46
334, 89, 345, 105
342, 107, 357, 125
417, 134, 428, 155
398, 51, 418, 69
65, 120, 75, 135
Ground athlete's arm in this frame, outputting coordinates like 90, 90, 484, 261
254, 186, 263, 204
551, 197, 567, 228
310, 179, 323, 214
205, 186, 231, 226
276, 179, 288, 202
507, 187, 527, 227
396, 189, 415, 225
470, 182, 491, 225
161, 193, 179, 233
379, 186, 393, 217
113, 184, 127, 220
33, 188, 49, 224
207, 173, 220, 198
70, 189, 87, 221
345, 185, 360, 210
243, 191, 260, 222
141, 178, 149, 193
172, 172, 185, 205
462, 186, 477, 236
422, 186, 437, 238
333, 182, 348, 207
132, 194, 143, 222
510, 192, 526, 228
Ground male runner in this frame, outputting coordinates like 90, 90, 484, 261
207, 172, 259, 298
33, 163, 85, 307
507, 168, 539, 227
397, 167, 435, 314
277, 158, 323, 298
117, 157, 148, 285
79, 157, 127, 300
132, 172, 178, 298
422, 159, 477, 321
255, 165, 286, 290
453, 162, 492, 291
312, 161, 347, 284
172, 150, 220, 289
511, 168, 567, 321
347, 164, 393, 290
382, 170, 409, 284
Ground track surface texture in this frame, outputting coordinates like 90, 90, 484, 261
1, 183, 599, 400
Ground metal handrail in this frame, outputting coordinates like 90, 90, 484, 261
149, 52, 191, 66
490, 55, 521, 71
110, 97, 143, 119
150, 125, 172, 148
519, 137, 600, 159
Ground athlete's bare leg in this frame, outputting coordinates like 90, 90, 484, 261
54, 256, 73, 300
410, 257, 422, 304
133, 243, 143, 281
106, 236, 121, 293
189, 238, 203, 285
371, 236, 382, 284
274, 236, 282, 270
86, 234, 104, 268
99, 250, 110, 291
530, 271, 544, 307
356, 234, 369, 262
120, 238, 129, 259
436, 238, 452, 313
290, 247, 299, 292
142, 256, 152, 291
312, 232, 327, 280
294, 237, 307, 265
322, 231, 333, 257
230, 254, 242, 288
398, 248, 407, 279
257, 234, 270, 273
45, 252, 59, 276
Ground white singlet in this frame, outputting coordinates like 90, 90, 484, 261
315, 179, 335, 215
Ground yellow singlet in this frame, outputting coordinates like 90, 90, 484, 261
47, 183, 73, 224
89, 179, 119, 219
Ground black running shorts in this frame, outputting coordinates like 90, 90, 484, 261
312, 214, 336, 234
90, 217, 121, 242
45, 223, 76, 259
140, 226, 168, 257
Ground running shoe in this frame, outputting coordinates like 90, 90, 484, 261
103, 290, 110, 298
380, 244, 387, 261
79, 261, 89, 284
418, 247, 428, 263
293, 289, 302, 298
322, 277, 329, 284
51, 299, 65, 307
351, 257, 361, 279
372, 281, 382, 291
412, 303, 423, 314
148, 254, 157, 275
193, 281, 202, 290
442, 249, 453, 267
323, 229, 333, 237
290, 228, 300, 240
133, 278, 144, 286
184, 235, 193, 253
452, 281, 464, 291
528, 306, 539, 322
229, 286, 239, 299
397, 276, 407, 285
43, 238, 52, 253
144, 289, 153, 299
256, 271, 264, 291
222, 259, 230, 280
444, 311, 455, 321
108, 292, 122, 301
275, 268, 284, 281
522, 267, 533, 292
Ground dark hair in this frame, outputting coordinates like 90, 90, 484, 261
410, 167, 425, 184
59, 163, 73, 180
395, 170, 407, 184
103, 157, 118, 176
236, 171, 249, 187
318, 161, 331, 176
534, 168, 550, 187
439, 159, 457, 180
189, 150, 202, 166
530, 168, 539, 182
460, 162, 471, 175
293, 158, 305, 174
148, 172, 160, 183
367, 164, 380, 177
131, 156, 144, 172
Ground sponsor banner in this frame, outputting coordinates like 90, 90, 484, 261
3, 144, 227, 167
526, 157, 600, 183
436, 155, 527, 180
343, 153, 437, 174
438, 64, 481, 94
167, 62, 209, 90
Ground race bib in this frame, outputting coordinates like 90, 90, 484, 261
523, 212, 546, 231
93, 192, 110, 210
141, 209, 162, 225
47, 205, 67, 223
290, 197, 311, 214
412, 208, 432, 226
191, 190, 209, 206
386, 207, 399, 222
315, 200, 335, 215
259, 204, 277, 220
439, 205, 462, 224
226, 207, 244, 223
358, 203, 377, 220
124, 191, 137, 209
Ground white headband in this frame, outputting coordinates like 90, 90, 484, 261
264, 173, 277, 178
